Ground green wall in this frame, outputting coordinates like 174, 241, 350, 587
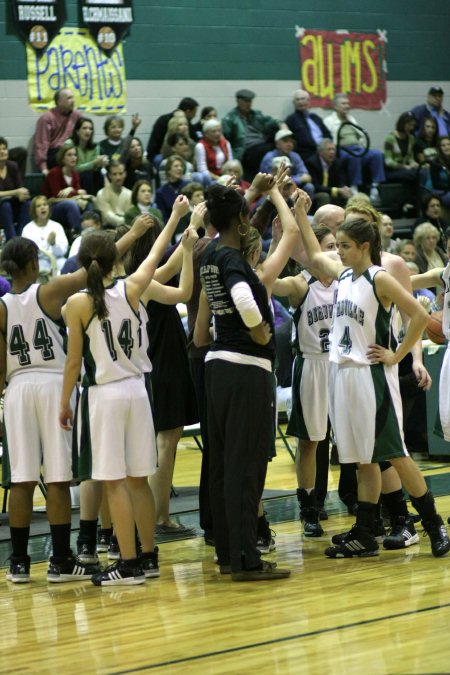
1, 1, 449, 81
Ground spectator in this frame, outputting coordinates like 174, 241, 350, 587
124, 180, 163, 227
380, 214, 397, 253
94, 161, 132, 228
122, 137, 154, 190
0, 136, 30, 238
305, 138, 352, 208
413, 116, 440, 165
147, 97, 199, 162
411, 85, 450, 138
34, 88, 81, 174
159, 132, 196, 185
68, 117, 108, 194
161, 116, 196, 161
22, 195, 69, 272
221, 89, 282, 181
260, 129, 314, 194
42, 144, 90, 233
430, 136, 450, 208
285, 89, 332, 161
312, 203, 345, 236
396, 239, 416, 263
413, 222, 447, 273
218, 159, 251, 194
192, 106, 218, 140
324, 94, 385, 202
384, 112, 421, 186
98, 114, 141, 163
155, 155, 188, 222
68, 210, 103, 258
195, 119, 233, 181
414, 193, 449, 248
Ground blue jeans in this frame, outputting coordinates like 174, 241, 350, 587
340, 145, 386, 185
0, 199, 31, 238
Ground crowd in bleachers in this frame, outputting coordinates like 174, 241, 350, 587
1, 85, 450, 282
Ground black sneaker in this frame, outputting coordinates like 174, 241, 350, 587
301, 508, 324, 537
107, 535, 121, 560
47, 555, 101, 583
91, 560, 145, 586
325, 525, 379, 558
97, 529, 112, 553
77, 542, 100, 564
256, 531, 276, 554
422, 516, 450, 558
231, 560, 291, 581
383, 516, 419, 550
318, 506, 329, 521
140, 547, 160, 578
6, 555, 31, 583
332, 519, 385, 545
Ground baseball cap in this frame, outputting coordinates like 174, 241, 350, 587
275, 129, 294, 142
236, 89, 255, 100
429, 86, 444, 95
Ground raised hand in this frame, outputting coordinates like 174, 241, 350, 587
172, 194, 191, 218
189, 201, 207, 230
181, 226, 199, 250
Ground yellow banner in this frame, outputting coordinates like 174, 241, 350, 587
27, 28, 127, 114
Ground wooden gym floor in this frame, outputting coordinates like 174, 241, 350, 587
1, 433, 450, 674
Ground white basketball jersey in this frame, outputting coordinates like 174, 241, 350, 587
82, 280, 150, 386
1, 284, 67, 381
329, 266, 393, 365
293, 274, 338, 358
441, 264, 450, 341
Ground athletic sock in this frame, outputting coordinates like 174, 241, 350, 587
382, 489, 408, 520
50, 523, 72, 559
410, 490, 438, 522
78, 519, 98, 546
10, 526, 30, 558
355, 501, 377, 531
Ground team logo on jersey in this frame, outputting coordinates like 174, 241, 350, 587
307, 303, 334, 326
335, 299, 365, 325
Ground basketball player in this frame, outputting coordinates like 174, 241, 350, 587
296, 192, 450, 558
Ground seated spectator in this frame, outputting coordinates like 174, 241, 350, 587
0, 136, 30, 238
222, 89, 282, 181
414, 193, 449, 248
61, 225, 99, 274
305, 138, 352, 209
195, 120, 233, 182
260, 129, 314, 195
122, 137, 154, 190
175, 182, 205, 239
285, 89, 332, 161
22, 195, 69, 272
68, 210, 103, 258
413, 116, 440, 165
155, 155, 188, 222
98, 113, 141, 163
384, 112, 421, 186
147, 97, 199, 162
218, 159, 251, 194
411, 86, 450, 138
124, 180, 163, 227
313, 203, 345, 236
430, 136, 450, 208
380, 214, 397, 253
413, 222, 447, 273
34, 88, 81, 174
324, 94, 385, 203
159, 133, 196, 185
42, 144, 90, 233
68, 116, 108, 194
396, 239, 416, 263
191, 106, 218, 140
405, 261, 436, 306
94, 161, 132, 228
161, 116, 195, 161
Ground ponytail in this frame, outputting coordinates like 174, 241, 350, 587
78, 231, 117, 320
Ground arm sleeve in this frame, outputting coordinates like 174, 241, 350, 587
230, 281, 263, 328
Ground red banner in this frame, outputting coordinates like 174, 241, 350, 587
298, 28, 387, 110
